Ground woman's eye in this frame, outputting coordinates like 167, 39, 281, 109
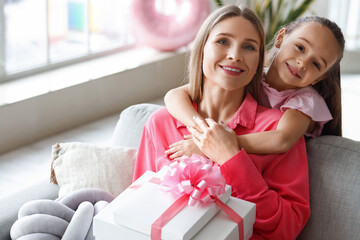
217, 39, 228, 45
244, 44, 255, 51
297, 45, 304, 52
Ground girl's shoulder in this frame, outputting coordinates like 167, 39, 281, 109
291, 85, 323, 99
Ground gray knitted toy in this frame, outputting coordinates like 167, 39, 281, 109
10, 188, 115, 240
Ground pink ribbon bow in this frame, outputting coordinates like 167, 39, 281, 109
160, 154, 226, 206
151, 155, 243, 240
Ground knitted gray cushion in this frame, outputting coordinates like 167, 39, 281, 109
10, 188, 114, 240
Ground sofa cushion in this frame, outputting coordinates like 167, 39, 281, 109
51, 142, 138, 198
298, 136, 360, 239
111, 103, 162, 148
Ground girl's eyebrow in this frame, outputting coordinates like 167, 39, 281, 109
216, 33, 259, 46
299, 37, 327, 68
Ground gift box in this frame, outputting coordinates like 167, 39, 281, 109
112, 179, 231, 239
192, 197, 256, 240
94, 169, 256, 240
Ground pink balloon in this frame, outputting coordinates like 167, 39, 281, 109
130, 0, 210, 51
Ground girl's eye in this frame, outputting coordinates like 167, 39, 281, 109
297, 45, 304, 52
313, 61, 320, 70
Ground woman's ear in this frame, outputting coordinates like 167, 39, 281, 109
275, 28, 286, 48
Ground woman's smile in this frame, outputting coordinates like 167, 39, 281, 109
220, 65, 245, 76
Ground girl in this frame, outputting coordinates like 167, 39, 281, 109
134, 5, 310, 239
164, 15, 345, 156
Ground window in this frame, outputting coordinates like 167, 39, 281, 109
328, 0, 360, 73
329, 0, 360, 50
0, 0, 134, 83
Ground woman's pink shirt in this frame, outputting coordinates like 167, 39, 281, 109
133, 94, 310, 239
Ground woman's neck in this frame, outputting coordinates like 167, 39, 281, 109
198, 81, 244, 124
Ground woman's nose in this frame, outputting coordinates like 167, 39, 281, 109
227, 47, 243, 61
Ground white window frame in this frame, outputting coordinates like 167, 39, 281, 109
327, 0, 360, 73
0, 0, 134, 84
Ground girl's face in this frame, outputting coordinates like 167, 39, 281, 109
202, 16, 261, 92
271, 22, 339, 90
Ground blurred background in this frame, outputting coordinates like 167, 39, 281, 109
0, 0, 359, 199
0, 0, 359, 82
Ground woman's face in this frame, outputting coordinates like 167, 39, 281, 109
202, 16, 261, 92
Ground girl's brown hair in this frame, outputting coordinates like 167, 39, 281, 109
266, 16, 345, 136
188, 5, 265, 104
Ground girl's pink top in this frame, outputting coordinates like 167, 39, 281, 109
260, 77, 332, 137
133, 94, 310, 239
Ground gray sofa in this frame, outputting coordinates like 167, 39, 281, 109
1, 103, 359, 240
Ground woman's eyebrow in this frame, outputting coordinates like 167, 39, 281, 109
216, 33, 259, 46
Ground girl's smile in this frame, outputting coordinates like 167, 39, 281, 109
286, 62, 302, 79
267, 22, 339, 91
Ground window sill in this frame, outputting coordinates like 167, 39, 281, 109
0, 47, 187, 106
0, 47, 188, 154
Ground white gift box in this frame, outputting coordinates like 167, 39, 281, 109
94, 170, 256, 240
192, 197, 256, 240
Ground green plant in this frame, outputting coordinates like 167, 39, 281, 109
213, 0, 315, 47
250, 0, 315, 46
214, 0, 224, 7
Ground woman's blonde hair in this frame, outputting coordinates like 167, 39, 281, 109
266, 16, 345, 136
188, 5, 265, 104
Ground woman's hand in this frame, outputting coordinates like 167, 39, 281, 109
165, 135, 205, 160
188, 117, 240, 165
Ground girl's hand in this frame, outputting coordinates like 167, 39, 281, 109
165, 135, 205, 160
188, 117, 240, 165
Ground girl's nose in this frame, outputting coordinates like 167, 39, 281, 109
297, 58, 306, 70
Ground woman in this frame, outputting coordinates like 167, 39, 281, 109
133, 5, 310, 239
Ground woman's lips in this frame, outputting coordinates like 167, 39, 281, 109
220, 65, 245, 76
286, 63, 301, 78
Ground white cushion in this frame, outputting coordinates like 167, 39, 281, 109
51, 142, 137, 198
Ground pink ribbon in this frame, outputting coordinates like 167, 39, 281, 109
151, 155, 244, 240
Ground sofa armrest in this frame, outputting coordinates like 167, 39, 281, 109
0, 180, 59, 240
298, 136, 360, 239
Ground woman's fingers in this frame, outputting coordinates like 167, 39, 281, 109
204, 118, 218, 127
183, 134, 192, 139
187, 126, 201, 141
192, 116, 209, 132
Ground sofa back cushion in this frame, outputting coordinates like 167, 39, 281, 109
298, 136, 360, 239
111, 103, 162, 148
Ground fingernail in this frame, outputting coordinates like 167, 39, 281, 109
219, 120, 224, 125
